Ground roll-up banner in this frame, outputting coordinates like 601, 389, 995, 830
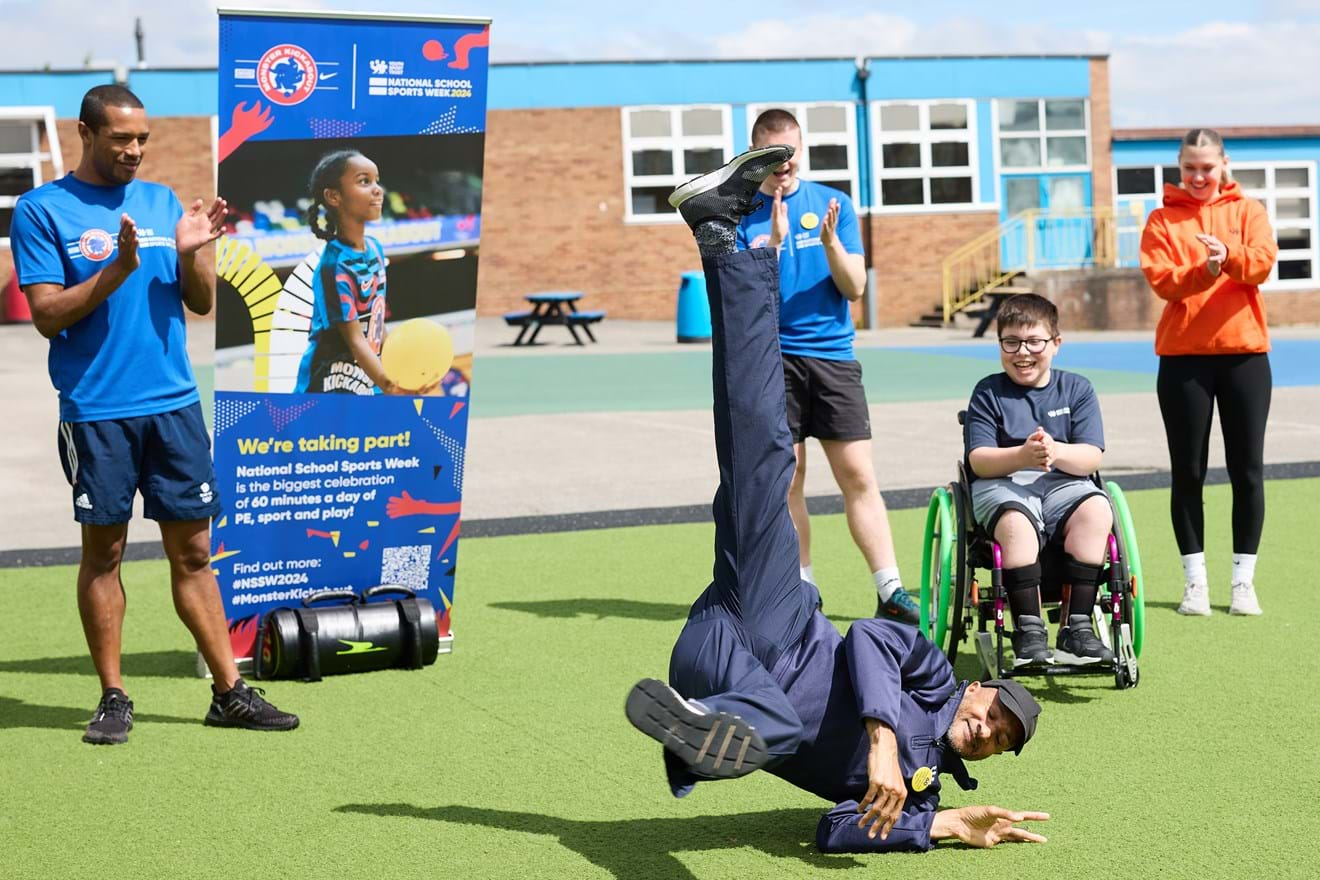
212, 8, 490, 667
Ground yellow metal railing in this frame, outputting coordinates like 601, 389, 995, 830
941, 206, 1127, 324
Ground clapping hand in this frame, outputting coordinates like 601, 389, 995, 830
1196, 233, 1227, 276
1024, 426, 1055, 471
176, 198, 228, 256
820, 198, 840, 248
768, 186, 789, 251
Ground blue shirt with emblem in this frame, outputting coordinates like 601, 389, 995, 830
964, 369, 1105, 481
9, 175, 197, 423
736, 179, 864, 360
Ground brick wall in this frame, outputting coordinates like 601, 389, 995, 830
865, 210, 1001, 326
1034, 268, 1320, 329
478, 106, 696, 320
1090, 58, 1113, 213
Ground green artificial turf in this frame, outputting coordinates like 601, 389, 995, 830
2, 480, 1317, 878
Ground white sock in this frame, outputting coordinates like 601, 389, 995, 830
800, 564, 815, 585
1231, 554, 1257, 585
1181, 552, 1207, 586
874, 567, 902, 600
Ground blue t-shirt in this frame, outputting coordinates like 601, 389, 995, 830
964, 369, 1105, 471
294, 237, 388, 395
737, 179, 864, 360
9, 175, 198, 422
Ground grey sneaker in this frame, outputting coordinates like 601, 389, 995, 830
667, 145, 795, 229
83, 688, 134, 745
1229, 581, 1262, 615
1010, 615, 1051, 667
1177, 581, 1211, 616
1055, 614, 1114, 665
625, 678, 769, 780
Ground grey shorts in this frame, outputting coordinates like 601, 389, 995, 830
971, 470, 1106, 547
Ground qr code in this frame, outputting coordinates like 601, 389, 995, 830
380, 545, 431, 593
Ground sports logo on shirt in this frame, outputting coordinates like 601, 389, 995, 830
750, 233, 771, 250
256, 44, 318, 106
78, 229, 115, 262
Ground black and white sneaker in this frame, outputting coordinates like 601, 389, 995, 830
1010, 615, 1052, 667
83, 688, 134, 745
625, 678, 769, 780
1055, 614, 1114, 665
667, 145, 795, 229
204, 679, 299, 731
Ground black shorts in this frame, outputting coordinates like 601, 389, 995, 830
781, 354, 871, 443
57, 402, 222, 525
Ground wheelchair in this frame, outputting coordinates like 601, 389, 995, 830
917, 416, 1144, 690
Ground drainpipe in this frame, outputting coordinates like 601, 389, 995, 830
855, 56, 879, 330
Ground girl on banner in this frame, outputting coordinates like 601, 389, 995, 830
295, 149, 402, 395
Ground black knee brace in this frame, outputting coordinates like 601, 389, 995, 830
1002, 562, 1042, 618
1064, 555, 1105, 618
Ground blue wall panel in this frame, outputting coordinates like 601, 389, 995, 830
0, 72, 116, 117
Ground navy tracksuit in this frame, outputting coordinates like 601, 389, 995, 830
664, 247, 977, 853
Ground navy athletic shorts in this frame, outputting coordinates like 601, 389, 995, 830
57, 402, 223, 525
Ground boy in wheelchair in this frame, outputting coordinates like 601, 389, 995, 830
964, 294, 1114, 667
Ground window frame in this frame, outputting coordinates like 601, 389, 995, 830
1232, 161, 1319, 290
744, 101, 860, 203
621, 104, 734, 224
994, 97, 1091, 174
0, 107, 63, 247
869, 98, 980, 214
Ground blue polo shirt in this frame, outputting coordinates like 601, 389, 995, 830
964, 369, 1106, 466
9, 175, 198, 422
737, 179, 864, 360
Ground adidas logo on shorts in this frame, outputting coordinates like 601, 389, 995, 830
75, 493, 93, 510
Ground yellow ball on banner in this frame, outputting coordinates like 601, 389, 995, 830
381, 319, 454, 391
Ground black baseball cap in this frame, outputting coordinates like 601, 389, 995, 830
984, 679, 1041, 755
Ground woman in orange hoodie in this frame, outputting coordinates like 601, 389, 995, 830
1140, 128, 1277, 618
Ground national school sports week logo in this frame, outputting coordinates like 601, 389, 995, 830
256, 44, 319, 106
77, 229, 114, 262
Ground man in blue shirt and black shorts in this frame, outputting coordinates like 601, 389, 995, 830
738, 109, 918, 624
10, 85, 298, 744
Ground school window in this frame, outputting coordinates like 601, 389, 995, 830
871, 99, 977, 209
622, 105, 733, 221
745, 102, 858, 200
997, 99, 1090, 171
0, 116, 44, 244
1233, 162, 1318, 285
1114, 164, 1181, 198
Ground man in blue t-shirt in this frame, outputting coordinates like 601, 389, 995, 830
963, 294, 1114, 666
9, 85, 297, 744
737, 109, 917, 624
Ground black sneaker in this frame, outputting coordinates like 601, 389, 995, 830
1011, 615, 1052, 667
204, 679, 299, 731
1055, 614, 1114, 665
625, 678, 769, 780
667, 145, 795, 229
876, 586, 921, 626
83, 688, 134, 745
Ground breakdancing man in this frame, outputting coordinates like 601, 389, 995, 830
625, 146, 1049, 853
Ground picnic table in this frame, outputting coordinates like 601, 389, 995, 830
503, 291, 606, 346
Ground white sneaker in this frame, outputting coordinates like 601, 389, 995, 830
1177, 581, 1211, 616
1229, 581, 1263, 616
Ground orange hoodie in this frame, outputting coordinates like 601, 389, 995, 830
1139, 181, 1276, 356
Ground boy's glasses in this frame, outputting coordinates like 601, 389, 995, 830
999, 337, 1052, 354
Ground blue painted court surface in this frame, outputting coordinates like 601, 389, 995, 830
894, 338, 1320, 388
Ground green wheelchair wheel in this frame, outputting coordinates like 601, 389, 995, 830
919, 487, 956, 651
1106, 481, 1145, 658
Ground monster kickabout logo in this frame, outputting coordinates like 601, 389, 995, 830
78, 229, 114, 262
256, 44, 318, 106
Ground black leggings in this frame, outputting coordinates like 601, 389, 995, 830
1157, 353, 1271, 555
